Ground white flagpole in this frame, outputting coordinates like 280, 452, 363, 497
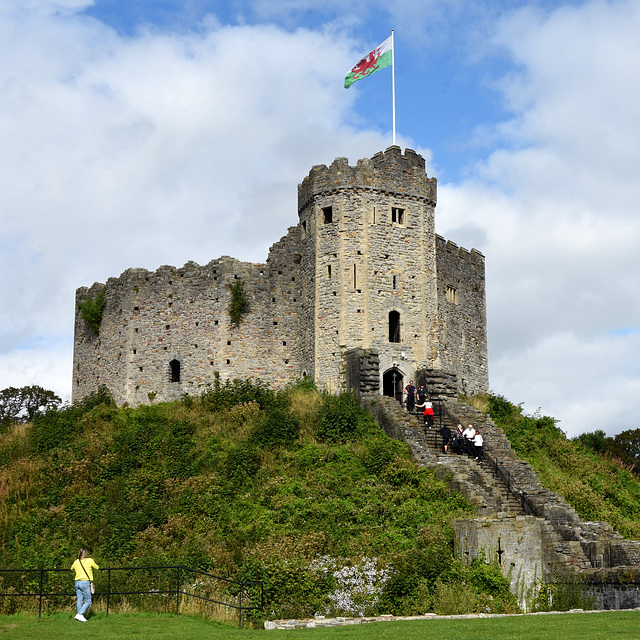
391, 29, 396, 146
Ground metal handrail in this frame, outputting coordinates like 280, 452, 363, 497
411, 403, 539, 517
481, 450, 538, 516
0, 564, 263, 627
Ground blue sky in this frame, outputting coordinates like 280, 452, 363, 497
83, 0, 522, 176
1, 0, 639, 437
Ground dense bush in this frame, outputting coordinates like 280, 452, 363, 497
315, 392, 368, 443
77, 291, 106, 333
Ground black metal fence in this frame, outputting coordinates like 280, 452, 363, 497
0, 565, 263, 627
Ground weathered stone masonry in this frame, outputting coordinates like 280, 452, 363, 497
73, 146, 488, 405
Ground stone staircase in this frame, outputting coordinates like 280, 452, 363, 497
345, 349, 640, 607
359, 394, 638, 582
408, 414, 528, 516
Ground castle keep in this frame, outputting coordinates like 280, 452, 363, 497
73, 146, 488, 405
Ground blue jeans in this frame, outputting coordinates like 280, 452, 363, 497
75, 580, 92, 614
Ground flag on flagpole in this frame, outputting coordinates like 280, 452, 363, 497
344, 35, 393, 88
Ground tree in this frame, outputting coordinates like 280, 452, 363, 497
0, 385, 62, 427
574, 429, 607, 453
0, 387, 24, 425
20, 386, 62, 421
608, 429, 640, 470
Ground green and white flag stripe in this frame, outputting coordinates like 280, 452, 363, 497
344, 36, 393, 88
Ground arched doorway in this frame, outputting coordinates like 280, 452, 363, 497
382, 368, 404, 403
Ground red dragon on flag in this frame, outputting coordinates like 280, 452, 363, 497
344, 36, 393, 88
351, 47, 384, 81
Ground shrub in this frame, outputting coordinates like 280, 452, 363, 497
228, 279, 249, 325
77, 291, 106, 333
201, 377, 275, 413
252, 407, 300, 449
315, 393, 366, 443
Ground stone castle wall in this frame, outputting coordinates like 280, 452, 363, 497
73, 230, 304, 405
435, 236, 488, 395
73, 146, 488, 405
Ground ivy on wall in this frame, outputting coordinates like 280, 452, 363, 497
228, 279, 249, 325
78, 291, 106, 333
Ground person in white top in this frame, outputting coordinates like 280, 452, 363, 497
462, 424, 476, 457
473, 429, 484, 461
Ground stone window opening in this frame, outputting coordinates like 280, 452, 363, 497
389, 310, 401, 343
391, 207, 404, 224
446, 286, 459, 304
169, 359, 181, 383
393, 275, 397, 290
322, 206, 333, 224
301, 220, 307, 238
353, 264, 357, 289
327, 265, 332, 278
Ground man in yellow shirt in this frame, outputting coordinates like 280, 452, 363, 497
70, 548, 99, 622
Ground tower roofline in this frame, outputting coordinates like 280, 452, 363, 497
297, 146, 436, 213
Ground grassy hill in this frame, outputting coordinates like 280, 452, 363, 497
2, 381, 640, 621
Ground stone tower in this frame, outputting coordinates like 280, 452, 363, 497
72, 146, 487, 405
297, 147, 439, 393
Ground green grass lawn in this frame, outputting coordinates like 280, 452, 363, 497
2, 611, 640, 640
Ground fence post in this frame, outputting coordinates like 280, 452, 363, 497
175, 566, 180, 617
106, 568, 111, 617
238, 589, 242, 629
38, 569, 43, 619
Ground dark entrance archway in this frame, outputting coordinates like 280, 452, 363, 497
382, 368, 404, 403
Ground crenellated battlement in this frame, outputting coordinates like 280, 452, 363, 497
298, 145, 436, 213
435, 234, 485, 265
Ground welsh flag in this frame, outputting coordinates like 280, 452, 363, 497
344, 36, 393, 88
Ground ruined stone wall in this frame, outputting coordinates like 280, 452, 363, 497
73, 229, 303, 405
435, 236, 488, 395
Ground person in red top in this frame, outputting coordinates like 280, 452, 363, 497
70, 548, 99, 622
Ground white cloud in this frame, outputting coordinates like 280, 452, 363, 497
439, 0, 640, 436
0, 2, 408, 400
